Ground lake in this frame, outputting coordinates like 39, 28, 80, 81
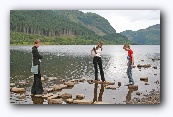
10, 45, 160, 104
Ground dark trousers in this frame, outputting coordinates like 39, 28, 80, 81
93, 56, 105, 82
31, 65, 43, 94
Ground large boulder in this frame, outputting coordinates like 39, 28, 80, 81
73, 100, 92, 104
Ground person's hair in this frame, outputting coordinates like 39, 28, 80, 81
123, 44, 130, 49
34, 39, 40, 45
96, 40, 103, 49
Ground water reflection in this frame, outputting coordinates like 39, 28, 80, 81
93, 83, 104, 103
126, 86, 138, 104
31, 96, 44, 104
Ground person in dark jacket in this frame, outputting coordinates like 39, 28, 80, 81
31, 39, 44, 95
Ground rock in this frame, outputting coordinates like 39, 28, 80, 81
140, 77, 148, 82
34, 95, 43, 98
94, 101, 109, 104
136, 92, 140, 96
155, 80, 160, 84
153, 66, 157, 69
42, 94, 53, 98
76, 94, 85, 99
48, 99, 62, 104
64, 82, 75, 87
154, 74, 157, 75
141, 60, 144, 62
48, 77, 58, 80
105, 85, 116, 90
11, 87, 26, 92
137, 64, 151, 68
73, 100, 92, 104
66, 98, 74, 104
44, 88, 54, 93
79, 78, 85, 82
143, 64, 151, 68
61, 93, 72, 99
43, 75, 48, 79
132, 65, 136, 68
10, 83, 15, 87
18, 81, 26, 86
47, 94, 59, 100
106, 81, 115, 85
118, 82, 121, 87
145, 83, 149, 85
53, 84, 67, 91
128, 85, 138, 90
87, 79, 94, 84
137, 64, 144, 68
41, 77, 45, 82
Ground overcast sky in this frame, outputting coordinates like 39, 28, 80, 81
80, 10, 160, 33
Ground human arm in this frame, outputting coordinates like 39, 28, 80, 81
33, 48, 43, 59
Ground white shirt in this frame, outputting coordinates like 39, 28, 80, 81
94, 46, 102, 57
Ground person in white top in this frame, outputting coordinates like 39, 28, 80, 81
90, 41, 106, 83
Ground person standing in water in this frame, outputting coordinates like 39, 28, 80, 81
123, 44, 134, 85
91, 41, 106, 83
31, 39, 44, 95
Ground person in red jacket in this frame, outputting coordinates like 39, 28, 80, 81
123, 44, 134, 85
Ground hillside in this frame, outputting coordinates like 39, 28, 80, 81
120, 24, 160, 45
10, 10, 129, 45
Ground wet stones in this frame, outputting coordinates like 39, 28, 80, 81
106, 81, 115, 85
53, 84, 67, 90
65, 98, 74, 104
42, 94, 53, 98
128, 85, 138, 90
61, 93, 72, 99
153, 66, 157, 69
10, 83, 15, 87
105, 85, 116, 90
140, 77, 148, 82
136, 92, 140, 96
11, 87, 26, 93
64, 82, 75, 87
145, 83, 150, 85
137, 64, 151, 68
118, 82, 121, 87
94, 101, 109, 104
79, 78, 85, 82
76, 94, 85, 99
48, 77, 58, 80
18, 81, 26, 86
48, 99, 62, 104
73, 100, 92, 104
41, 77, 45, 82
44, 88, 54, 93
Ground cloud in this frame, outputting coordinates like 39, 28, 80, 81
80, 10, 160, 33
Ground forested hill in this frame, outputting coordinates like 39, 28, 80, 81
120, 24, 160, 45
10, 10, 130, 45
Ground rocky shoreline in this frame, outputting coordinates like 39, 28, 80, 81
10, 74, 160, 104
